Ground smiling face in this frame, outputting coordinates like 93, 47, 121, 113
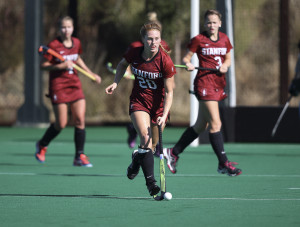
204, 14, 222, 37
59, 18, 74, 40
142, 29, 161, 54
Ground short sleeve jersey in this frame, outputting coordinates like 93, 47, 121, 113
44, 37, 83, 93
124, 47, 176, 110
188, 31, 232, 89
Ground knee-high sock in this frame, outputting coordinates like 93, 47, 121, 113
139, 149, 156, 186
173, 127, 198, 156
74, 127, 85, 158
130, 151, 141, 170
209, 131, 228, 164
39, 124, 60, 147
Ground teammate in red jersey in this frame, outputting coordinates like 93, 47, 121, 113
35, 16, 101, 167
163, 9, 242, 176
105, 22, 176, 196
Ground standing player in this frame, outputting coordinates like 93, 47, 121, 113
289, 40, 300, 99
105, 22, 176, 196
163, 9, 242, 176
35, 16, 101, 167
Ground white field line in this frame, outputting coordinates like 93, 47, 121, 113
1, 172, 300, 178
173, 174, 300, 177
171, 198, 300, 201
107, 197, 300, 201
0, 194, 299, 201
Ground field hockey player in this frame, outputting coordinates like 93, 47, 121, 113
163, 9, 242, 177
35, 16, 101, 167
105, 22, 176, 196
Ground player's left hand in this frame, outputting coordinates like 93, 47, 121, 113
219, 64, 228, 74
157, 116, 166, 126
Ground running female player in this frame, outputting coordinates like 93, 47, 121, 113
105, 22, 176, 196
125, 39, 171, 152
125, 12, 171, 150
163, 9, 242, 176
35, 16, 101, 167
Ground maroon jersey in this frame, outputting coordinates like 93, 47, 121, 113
124, 47, 176, 120
43, 37, 84, 104
188, 31, 232, 90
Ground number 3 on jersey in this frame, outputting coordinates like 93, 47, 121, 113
214, 56, 222, 70
137, 76, 157, 89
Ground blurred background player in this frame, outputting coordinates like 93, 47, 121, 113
163, 9, 242, 176
126, 12, 171, 152
105, 22, 176, 196
289, 40, 300, 98
35, 16, 101, 167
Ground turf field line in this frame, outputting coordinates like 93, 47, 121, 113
1, 172, 300, 178
0, 194, 299, 201
172, 198, 300, 201
171, 174, 300, 177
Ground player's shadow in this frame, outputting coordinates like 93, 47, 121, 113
0, 163, 38, 166
0, 171, 124, 177
12, 153, 122, 158
14, 138, 127, 144
0, 193, 151, 201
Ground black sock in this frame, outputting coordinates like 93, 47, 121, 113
74, 127, 85, 159
139, 150, 156, 186
130, 151, 141, 170
209, 131, 228, 164
173, 127, 198, 156
39, 124, 60, 147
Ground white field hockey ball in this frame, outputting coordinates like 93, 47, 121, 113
164, 192, 172, 201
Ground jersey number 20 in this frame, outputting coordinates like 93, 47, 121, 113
137, 76, 157, 90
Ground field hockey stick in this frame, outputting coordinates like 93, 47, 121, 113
153, 124, 166, 201
189, 90, 196, 95
175, 64, 219, 72
38, 45, 96, 81
106, 62, 135, 80
271, 95, 293, 137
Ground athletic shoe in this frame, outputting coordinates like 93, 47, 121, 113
147, 183, 160, 196
35, 141, 47, 163
163, 148, 178, 174
127, 124, 137, 148
73, 154, 93, 167
127, 150, 140, 180
218, 161, 242, 176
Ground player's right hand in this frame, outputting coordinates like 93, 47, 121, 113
93, 74, 102, 84
64, 60, 74, 70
